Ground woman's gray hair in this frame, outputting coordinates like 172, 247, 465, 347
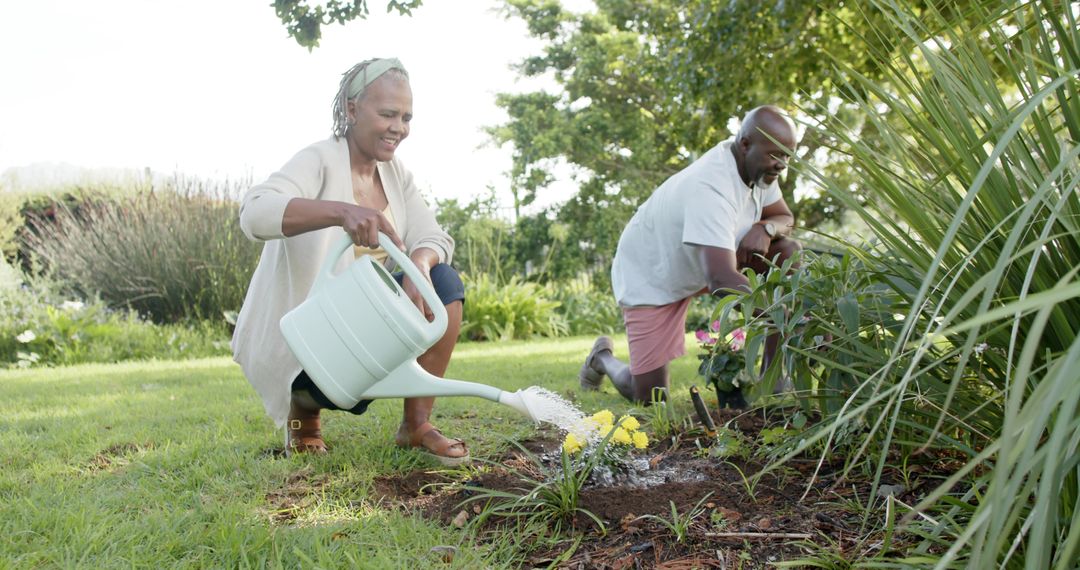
332, 59, 409, 138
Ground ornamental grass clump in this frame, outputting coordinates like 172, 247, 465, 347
784, 1, 1080, 567
22, 176, 260, 324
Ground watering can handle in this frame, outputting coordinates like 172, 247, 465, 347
313, 232, 449, 338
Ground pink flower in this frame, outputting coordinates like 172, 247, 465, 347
710, 320, 721, 332
729, 328, 746, 351
695, 330, 716, 345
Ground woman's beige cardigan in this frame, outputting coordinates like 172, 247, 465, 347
231, 137, 454, 427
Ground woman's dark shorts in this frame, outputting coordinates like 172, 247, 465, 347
291, 263, 465, 415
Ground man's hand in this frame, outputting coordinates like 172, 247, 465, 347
736, 224, 771, 266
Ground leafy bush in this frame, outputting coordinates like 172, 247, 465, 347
0, 261, 229, 367
727, 249, 906, 409
459, 274, 567, 341
0, 193, 22, 262
436, 195, 518, 282
545, 277, 622, 336
21, 177, 260, 324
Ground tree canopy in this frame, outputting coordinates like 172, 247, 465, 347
273, 0, 423, 49
489, 0, 992, 278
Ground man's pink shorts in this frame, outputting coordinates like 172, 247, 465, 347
622, 295, 698, 375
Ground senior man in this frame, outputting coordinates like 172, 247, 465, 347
580, 105, 801, 404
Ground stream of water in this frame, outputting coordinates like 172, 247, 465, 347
514, 386, 598, 442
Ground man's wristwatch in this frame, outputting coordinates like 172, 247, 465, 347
757, 220, 777, 239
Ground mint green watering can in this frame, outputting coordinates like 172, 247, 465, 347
280, 233, 537, 421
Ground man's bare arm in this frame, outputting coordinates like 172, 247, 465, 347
701, 245, 749, 295
758, 197, 795, 238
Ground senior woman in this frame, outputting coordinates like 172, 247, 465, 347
231, 58, 468, 465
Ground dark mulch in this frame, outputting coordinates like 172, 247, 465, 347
367, 407, 947, 569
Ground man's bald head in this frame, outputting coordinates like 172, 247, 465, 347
737, 105, 797, 146
732, 105, 798, 187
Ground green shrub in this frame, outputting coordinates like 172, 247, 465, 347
713, 249, 908, 411
435, 195, 518, 282
545, 277, 623, 336
0, 193, 23, 262
459, 274, 567, 341
0, 262, 229, 367
21, 177, 260, 324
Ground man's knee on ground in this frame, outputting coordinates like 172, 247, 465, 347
770, 237, 802, 263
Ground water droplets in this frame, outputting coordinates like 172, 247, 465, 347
515, 386, 596, 441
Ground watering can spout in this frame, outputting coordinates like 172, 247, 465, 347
496, 390, 539, 424
357, 361, 538, 423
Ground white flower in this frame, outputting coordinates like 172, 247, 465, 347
974, 342, 989, 355
16, 329, 36, 343
61, 301, 85, 311
16, 351, 40, 368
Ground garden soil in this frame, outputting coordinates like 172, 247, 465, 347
276, 407, 957, 568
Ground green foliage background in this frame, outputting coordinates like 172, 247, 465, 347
488, 0, 1006, 278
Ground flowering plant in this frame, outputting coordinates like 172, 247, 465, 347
696, 320, 752, 407
562, 409, 649, 460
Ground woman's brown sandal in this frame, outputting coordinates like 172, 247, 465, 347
395, 422, 470, 467
286, 411, 328, 456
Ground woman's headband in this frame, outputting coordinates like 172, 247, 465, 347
348, 58, 407, 99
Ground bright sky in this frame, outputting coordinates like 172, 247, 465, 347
0, 0, 578, 210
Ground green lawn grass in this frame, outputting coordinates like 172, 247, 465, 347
1, 335, 703, 568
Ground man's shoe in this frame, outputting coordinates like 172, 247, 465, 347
579, 336, 614, 390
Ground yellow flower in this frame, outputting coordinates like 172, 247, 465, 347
563, 433, 583, 454
585, 418, 613, 440
632, 430, 649, 449
591, 410, 615, 426
618, 415, 640, 431
612, 427, 632, 445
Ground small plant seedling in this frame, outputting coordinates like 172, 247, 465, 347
635, 492, 714, 544
459, 438, 608, 538
724, 461, 760, 503
710, 427, 749, 460
760, 426, 796, 446
644, 392, 684, 440
709, 509, 730, 531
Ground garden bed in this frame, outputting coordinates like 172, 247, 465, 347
367, 408, 947, 568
